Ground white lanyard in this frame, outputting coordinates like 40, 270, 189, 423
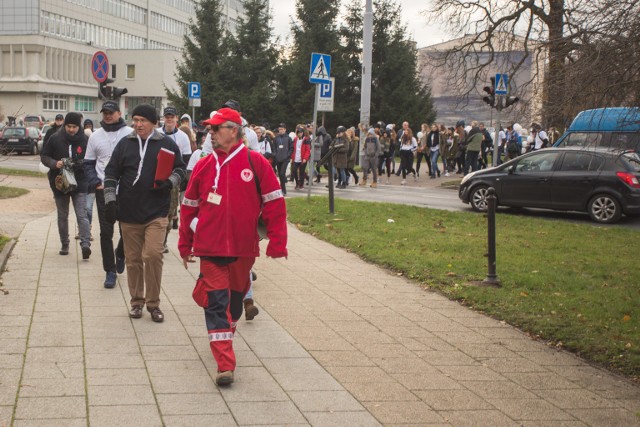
132, 133, 153, 186
210, 143, 244, 192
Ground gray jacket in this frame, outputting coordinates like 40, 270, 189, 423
273, 133, 293, 163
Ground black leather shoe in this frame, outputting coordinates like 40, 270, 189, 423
59, 244, 69, 256
148, 306, 164, 322
82, 246, 91, 260
129, 305, 143, 319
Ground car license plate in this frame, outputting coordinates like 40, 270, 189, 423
8, 139, 19, 142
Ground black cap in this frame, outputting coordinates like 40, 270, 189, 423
84, 119, 93, 127
336, 126, 346, 133
163, 106, 178, 117
100, 101, 120, 113
55, 114, 64, 120
222, 99, 241, 112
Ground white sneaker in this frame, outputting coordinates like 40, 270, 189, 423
401, 179, 406, 185
386, 180, 390, 184
445, 172, 450, 177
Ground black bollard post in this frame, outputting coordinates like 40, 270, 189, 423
482, 187, 501, 287
328, 156, 335, 214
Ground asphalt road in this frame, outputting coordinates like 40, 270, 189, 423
3, 152, 639, 229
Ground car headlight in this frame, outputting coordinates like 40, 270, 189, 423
461, 171, 478, 185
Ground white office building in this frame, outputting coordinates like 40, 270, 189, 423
0, 0, 248, 125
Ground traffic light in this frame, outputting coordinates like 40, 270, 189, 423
98, 78, 114, 101
504, 96, 520, 108
482, 77, 496, 107
98, 78, 128, 100
112, 87, 128, 99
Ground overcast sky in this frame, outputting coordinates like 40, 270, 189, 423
269, 1, 450, 49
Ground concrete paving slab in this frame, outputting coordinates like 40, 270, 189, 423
1, 213, 640, 426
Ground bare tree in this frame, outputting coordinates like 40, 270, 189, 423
424, 0, 640, 128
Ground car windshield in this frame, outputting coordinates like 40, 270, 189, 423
3, 128, 26, 137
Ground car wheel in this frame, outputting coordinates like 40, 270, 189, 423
469, 185, 490, 212
31, 142, 38, 155
588, 194, 622, 224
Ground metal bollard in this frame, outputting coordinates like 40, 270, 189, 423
482, 187, 501, 287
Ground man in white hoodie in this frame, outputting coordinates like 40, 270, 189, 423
83, 101, 132, 288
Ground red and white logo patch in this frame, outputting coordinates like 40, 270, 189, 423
241, 168, 254, 182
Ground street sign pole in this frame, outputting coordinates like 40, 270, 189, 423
308, 84, 320, 199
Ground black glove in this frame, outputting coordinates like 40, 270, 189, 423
154, 179, 173, 191
105, 201, 117, 224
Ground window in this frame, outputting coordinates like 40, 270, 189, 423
75, 96, 96, 113
559, 152, 596, 172
610, 133, 640, 151
126, 64, 135, 79
515, 152, 559, 173
42, 94, 68, 111
562, 132, 604, 148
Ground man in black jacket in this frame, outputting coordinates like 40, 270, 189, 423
43, 114, 64, 148
103, 104, 186, 322
40, 112, 91, 258
272, 123, 293, 196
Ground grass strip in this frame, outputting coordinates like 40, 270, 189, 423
0, 186, 29, 199
0, 167, 46, 177
286, 196, 640, 379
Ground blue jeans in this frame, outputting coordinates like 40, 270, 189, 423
54, 192, 90, 247
430, 150, 440, 177
86, 192, 95, 224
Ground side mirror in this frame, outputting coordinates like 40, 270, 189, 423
508, 165, 516, 174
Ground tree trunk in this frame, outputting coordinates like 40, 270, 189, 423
543, 0, 567, 128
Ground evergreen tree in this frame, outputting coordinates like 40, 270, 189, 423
338, 0, 436, 130
370, 0, 435, 129
221, 0, 280, 127
337, 0, 364, 127
275, 0, 342, 130
166, 0, 230, 122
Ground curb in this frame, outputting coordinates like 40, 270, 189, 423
0, 238, 17, 276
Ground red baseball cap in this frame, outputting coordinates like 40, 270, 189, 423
203, 108, 242, 126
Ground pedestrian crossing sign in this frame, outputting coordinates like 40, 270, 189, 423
309, 53, 331, 84
495, 73, 508, 95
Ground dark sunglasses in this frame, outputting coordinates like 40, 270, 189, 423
209, 125, 235, 132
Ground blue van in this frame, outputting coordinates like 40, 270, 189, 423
553, 107, 640, 151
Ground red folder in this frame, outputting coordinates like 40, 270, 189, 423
154, 148, 175, 188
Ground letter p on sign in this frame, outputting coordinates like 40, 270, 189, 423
188, 82, 201, 99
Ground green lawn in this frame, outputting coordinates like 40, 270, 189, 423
0, 186, 29, 199
286, 196, 640, 379
0, 167, 46, 177
0, 235, 9, 254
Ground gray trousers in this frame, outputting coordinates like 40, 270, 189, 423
362, 157, 378, 182
54, 192, 91, 248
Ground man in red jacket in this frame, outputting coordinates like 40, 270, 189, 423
178, 107, 288, 386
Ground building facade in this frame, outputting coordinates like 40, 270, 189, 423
0, 0, 248, 126
418, 34, 542, 129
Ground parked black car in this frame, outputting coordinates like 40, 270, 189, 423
0, 126, 40, 155
459, 148, 640, 224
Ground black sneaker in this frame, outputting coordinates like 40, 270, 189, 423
82, 246, 91, 260
59, 244, 69, 256
115, 251, 125, 274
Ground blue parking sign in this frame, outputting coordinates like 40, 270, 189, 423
188, 82, 201, 99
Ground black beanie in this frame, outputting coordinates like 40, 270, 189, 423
64, 112, 82, 127
132, 104, 158, 124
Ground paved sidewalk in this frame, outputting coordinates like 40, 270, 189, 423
1, 213, 639, 426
